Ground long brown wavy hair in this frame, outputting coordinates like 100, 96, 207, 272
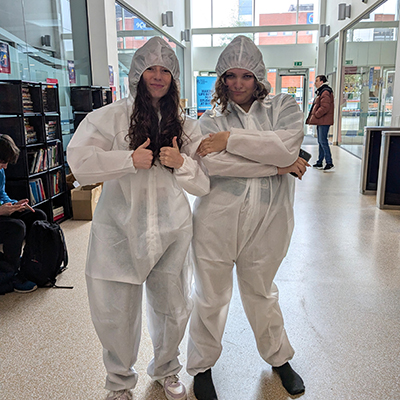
126, 75, 185, 170
211, 72, 269, 114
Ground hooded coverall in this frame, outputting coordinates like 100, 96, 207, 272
67, 37, 209, 391
187, 36, 304, 375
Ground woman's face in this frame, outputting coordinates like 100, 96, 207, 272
224, 68, 257, 112
142, 65, 172, 106
0, 161, 8, 169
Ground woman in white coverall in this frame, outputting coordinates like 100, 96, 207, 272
67, 37, 209, 400
187, 36, 308, 400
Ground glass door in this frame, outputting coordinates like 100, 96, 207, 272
278, 71, 307, 111
277, 69, 308, 134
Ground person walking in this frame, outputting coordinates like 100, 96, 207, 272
306, 74, 335, 172
187, 35, 308, 400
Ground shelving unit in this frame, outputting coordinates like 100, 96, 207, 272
0, 80, 71, 223
70, 86, 112, 130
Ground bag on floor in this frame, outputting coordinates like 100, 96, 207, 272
20, 220, 72, 289
0, 253, 14, 295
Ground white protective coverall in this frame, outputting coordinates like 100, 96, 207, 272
67, 37, 209, 391
187, 36, 304, 375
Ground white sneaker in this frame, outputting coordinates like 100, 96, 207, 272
157, 375, 187, 400
105, 389, 133, 400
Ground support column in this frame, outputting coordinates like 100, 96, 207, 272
390, 20, 400, 127
85, 0, 119, 96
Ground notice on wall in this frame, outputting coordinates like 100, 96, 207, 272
0, 42, 11, 74
196, 76, 217, 118
109, 65, 114, 86
68, 60, 76, 84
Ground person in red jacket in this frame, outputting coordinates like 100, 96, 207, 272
306, 75, 335, 172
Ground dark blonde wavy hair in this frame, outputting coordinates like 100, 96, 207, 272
126, 75, 185, 171
211, 72, 270, 114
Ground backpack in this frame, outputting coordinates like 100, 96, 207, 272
0, 252, 14, 295
20, 220, 73, 289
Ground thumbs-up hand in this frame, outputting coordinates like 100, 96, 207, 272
132, 138, 153, 169
160, 136, 184, 169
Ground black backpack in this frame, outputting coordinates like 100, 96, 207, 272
20, 220, 72, 289
0, 252, 14, 295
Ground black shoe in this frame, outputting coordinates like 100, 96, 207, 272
193, 369, 218, 400
323, 164, 335, 172
313, 162, 323, 169
273, 362, 305, 395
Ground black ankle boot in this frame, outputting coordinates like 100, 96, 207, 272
193, 368, 218, 400
273, 362, 305, 395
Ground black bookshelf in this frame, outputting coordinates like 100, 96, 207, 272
0, 80, 71, 223
70, 86, 112, 129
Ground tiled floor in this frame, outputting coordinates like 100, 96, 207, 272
1, 144, 400, 399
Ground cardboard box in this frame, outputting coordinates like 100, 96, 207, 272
71, 184, 102, 220
66, 173, 77, 191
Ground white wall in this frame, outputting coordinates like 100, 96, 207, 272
325, 0, 386, 41
193, 43, 317, 72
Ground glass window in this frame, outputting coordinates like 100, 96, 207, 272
192, 35, 212, 47
339, 0, 399, 157
213, 0, 241, 28
0, 0, 91, 141
191, 0, 319, 28
192, 0, 212, 28
213, 33, 253, 47
115, 2, 184, 99
267, 69, 277, 95
258, 32, 296, 45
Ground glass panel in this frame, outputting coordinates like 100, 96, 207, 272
0, 0, 88, 140
326, 37, 338, 75
192, 0, 212, 28
192, 35, 212, 47
267, 69, 277, 96
339, 0, 399, 157
255, 0, 317, 25
299, 0, 319, 23
213, 33, 253, 47
0, 0, 31, 81
281, 75, 305, 111
256, 1, 297, 26
298, 30, 318, 43
258, 32, 296, 45
213, 0, 241, 28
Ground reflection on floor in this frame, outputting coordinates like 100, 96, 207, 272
340, 144, 363, 159
1, 145, 400, 400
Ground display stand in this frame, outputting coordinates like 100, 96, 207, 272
0, 80, 71, 223
376, 131, 400, 209
360, 126, 400, 194
70, 86, 112, 129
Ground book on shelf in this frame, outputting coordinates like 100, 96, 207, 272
53, 205, 64, 221
24, 118, 37, 144
47, 145, 59, 168
29, 177, 46, 204
29, 148, 47, 174
45, 120, 57, 140
22, 87, 34, 112
50, 171, 61, 196
53, 213, 64, 222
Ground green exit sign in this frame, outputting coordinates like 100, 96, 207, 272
294, 61, 302, 66
345, 60, 353, 65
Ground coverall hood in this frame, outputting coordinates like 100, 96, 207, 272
128, 36, 180, 97
215, 35, 271, 92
